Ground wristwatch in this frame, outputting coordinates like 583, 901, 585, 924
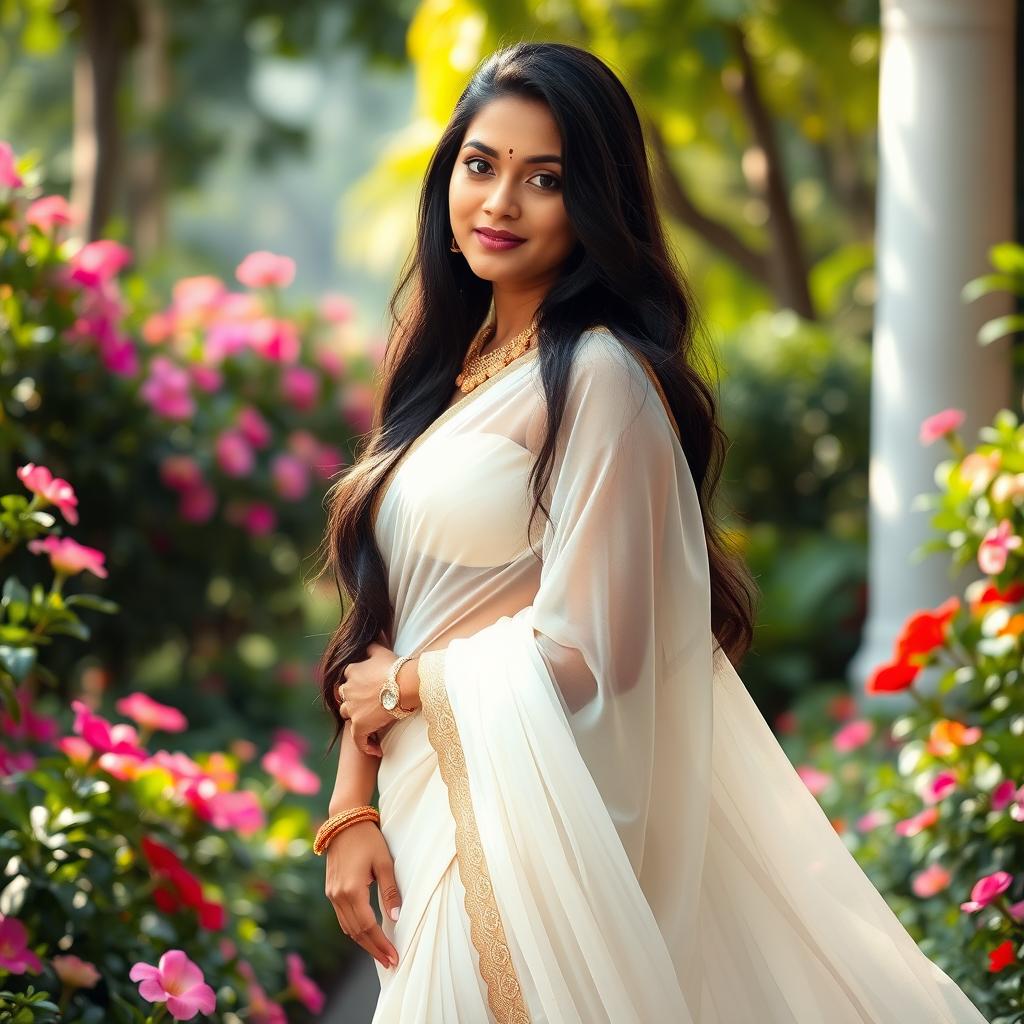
379, 654, 417, 719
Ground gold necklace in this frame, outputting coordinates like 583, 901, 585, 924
455, 318, 539, 395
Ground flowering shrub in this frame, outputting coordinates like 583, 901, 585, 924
780, 354, 1024, 1015
1, 138, 377, 688
0, 465, 338, 1022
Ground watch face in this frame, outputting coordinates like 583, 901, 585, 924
382, 688, 398, 710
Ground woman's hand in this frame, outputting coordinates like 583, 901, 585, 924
339, 640, 402, 757
324, 819, 401, 970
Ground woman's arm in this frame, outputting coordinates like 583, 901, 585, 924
328, 719, 382, 814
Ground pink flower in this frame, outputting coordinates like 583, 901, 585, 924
796, 765, 832, 796
911, 863, 951, 898
315, 345, 346, 377
70, 700, 147, 759
919, 408, 965, 446
143, 310, 176, 344
129, 949, 216, 1021
0, 917, 43, 974
0, 142, 24, 188
141, 356, 195, 420
160, 455, 203, 492
17, 463, 79, 524
189, 364, 222, 393
312, 443, 346, 480
249, 318, 300, 362
204, 321, 252, 361
52, 953, 101, 989
960, 870, 1013, 913
115, 692, 188, 734
340, 381, 375, 434
285, 952, 326, 1013
236, 250, 295, 290
215, 429, 255, 477
241, 502, 276, 537
26, 194, 73, 232
270, 453, 310, 501
894, 806, 939, 837
191, 788, 265, 837
978, 519, 1022, 576
179, 483, 216, 523
237, 406, 272, 449
27, 536, 108, 579
172, 275, 226, 317
0, 746, 36, 776
0, 687, 59, 744
67, 240, 133, 288
922, 769, 957, 805
855, 808, 891, 833
272, 727, 308, 757
991, 779, 1017, 812
318, 292, 354, 323
57, 736, 93, 764
832, 718, 874, 753
242, 977, 287, 1024
261, 744, 320, 795
281, 366, 319, 411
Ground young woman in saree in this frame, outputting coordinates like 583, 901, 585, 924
314, 40, 990, 1024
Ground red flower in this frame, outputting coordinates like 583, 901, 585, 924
895, 597, 959, 661
988, 939, 1016, 973
867, 597, 960, 695
866, 660, 920, 695
140, 836, 226, 931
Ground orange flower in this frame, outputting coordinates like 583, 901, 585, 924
928, 719, 983, 757
999, 613, 1024, 638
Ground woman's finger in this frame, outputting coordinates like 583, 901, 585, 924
350, 892, 399, 968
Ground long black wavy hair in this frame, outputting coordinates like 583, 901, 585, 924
313, 40, 759, 753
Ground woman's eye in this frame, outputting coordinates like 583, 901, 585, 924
531, 172, 561, 191
463, 157, 561, 192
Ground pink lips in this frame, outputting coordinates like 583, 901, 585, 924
474, 229, 526, 251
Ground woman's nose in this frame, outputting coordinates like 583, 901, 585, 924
483, 178, 519, 218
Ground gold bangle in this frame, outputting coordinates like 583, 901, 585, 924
313, 810, 379, 856
313, 804, 380, 855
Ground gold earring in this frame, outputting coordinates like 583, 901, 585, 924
450, 234, 462, 253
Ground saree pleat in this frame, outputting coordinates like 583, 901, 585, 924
366, 327, 989, 1024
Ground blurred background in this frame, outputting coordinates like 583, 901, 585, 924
1, 1, 1022, 1021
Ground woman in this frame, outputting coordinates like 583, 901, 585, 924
314, 41, 990, 1024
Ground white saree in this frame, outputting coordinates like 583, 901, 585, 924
367, 327, 989, 1023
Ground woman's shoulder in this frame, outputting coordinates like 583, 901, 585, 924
572, 325, 680, 441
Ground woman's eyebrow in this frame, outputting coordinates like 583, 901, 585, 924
461, 139, 562, 165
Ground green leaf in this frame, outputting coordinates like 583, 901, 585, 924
0, 645, 36, 682
960, 272, 1023, 303
64, 593, 120, 614
978, 313, 1024, 346
44, 619, 90, 641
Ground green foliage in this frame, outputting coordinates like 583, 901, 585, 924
717, 311, 871, 705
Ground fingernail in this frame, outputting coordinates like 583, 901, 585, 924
390, 906, 400, 921
389, 953, 399, 967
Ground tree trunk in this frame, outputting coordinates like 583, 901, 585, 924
71, 0, 129, 242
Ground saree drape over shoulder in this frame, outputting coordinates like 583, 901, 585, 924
368, 328, 988, 1024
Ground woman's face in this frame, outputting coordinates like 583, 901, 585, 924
448, 95, 577, 285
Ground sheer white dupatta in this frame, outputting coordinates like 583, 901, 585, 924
416, 333, 708, 1022
414, 330, 990, 1024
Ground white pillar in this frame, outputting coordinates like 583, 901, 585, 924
849, 0, 1017, 708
